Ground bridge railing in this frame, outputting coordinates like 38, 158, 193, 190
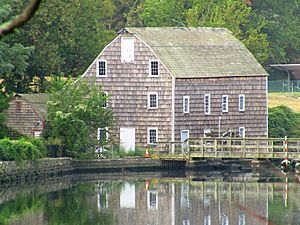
155, 138, 300, 159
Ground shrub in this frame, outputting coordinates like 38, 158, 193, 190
0, 138, 46, 161
268, 105, 300, 138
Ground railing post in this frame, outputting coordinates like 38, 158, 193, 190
271, 140, 274, 158
201, 138, 204, 157
243, 138, 246, 158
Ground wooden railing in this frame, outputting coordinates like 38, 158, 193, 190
153, 137, 300, 160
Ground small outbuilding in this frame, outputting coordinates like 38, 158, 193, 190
4, 93, 49, 137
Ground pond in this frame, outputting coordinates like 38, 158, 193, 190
0, 169, 299, 225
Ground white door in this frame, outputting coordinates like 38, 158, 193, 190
120, 127, 135, 152
181, 130, 189, 153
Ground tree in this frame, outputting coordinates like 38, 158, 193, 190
45, 78, 113, 157
11, 0, 116, 89
141, 0, 186, 26
268, 105, 300, 138
186, 0, 269, 64
253, 0, 300, 65
0, 0, 34, 94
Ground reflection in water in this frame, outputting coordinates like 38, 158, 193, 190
0, 172, 300, 225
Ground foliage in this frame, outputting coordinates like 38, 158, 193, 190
253, 0, 300, 65
185, 0, 269, 64
44, 78, 113, 157
0, 138, 45, 161
268, 105, 300, 138
0, 0, 34, 94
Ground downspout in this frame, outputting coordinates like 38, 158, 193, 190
171, 76, 175, 154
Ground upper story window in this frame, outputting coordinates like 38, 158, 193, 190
149, 60, 159, 76
222, 95, 228, 112
96, 60, 107, 77
147, 127, 158, 144
204, 94, 211, 115
148, 92, 158, 109
239, 94, 245, 112
121, 37, 134, 63
183, 96, 189, 113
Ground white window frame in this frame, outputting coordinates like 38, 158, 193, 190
148, 92, 158, 109
239, 94, 245, 112
183, 96, 190, 113
97, 127, 109, 141
149, 60, 160, 77
96, 60, 107, 77
222, 95, 228, 113
121, 37, 134, 63
147, 127, 158, 145
204, 94, 211, 115
239, 127, 245, 138
101, 92, 108, 108
147, 190, 158, 210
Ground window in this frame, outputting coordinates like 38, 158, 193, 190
121, 37, 134, 63
147, 127, 158, 144
97, 127, 108, 142
147, 190, 158, 210
183, 96, 189, 113
239, 127, 245, 138
222, 95, 228, 112
239, 94, 245, 112
204, 94, 211, 115
101, 92, 108, 108
96, 60, 107, 77
149, 60, 159, 76
148, 92, 158, 109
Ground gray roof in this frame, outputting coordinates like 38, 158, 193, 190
18, 93, 49, 119
124, 27, 268, 78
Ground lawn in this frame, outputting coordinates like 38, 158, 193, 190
268, 92, 300, 112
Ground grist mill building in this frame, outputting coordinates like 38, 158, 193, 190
82, 27, 268, 151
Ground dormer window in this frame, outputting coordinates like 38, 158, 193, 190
96, 60, 107, 77
149, 60, 159, 76
121, 37, 134, 63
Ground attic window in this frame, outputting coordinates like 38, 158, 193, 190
149, 60, 159, 76
121, 37, 134, 63
97, 60, 107, 77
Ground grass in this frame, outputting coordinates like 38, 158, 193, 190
269, 92, 300, 112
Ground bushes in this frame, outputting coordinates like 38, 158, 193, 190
0, 138, 45, 161
268, 105, 300, 138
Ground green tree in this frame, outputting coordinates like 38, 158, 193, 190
11, 0, 116, 91
186, 0, 269, 64
268, 105, 300, 138
45, 78, 113, 157
0, 0, 34, 94
253, 0, 300, 65
141, 0, 186, 26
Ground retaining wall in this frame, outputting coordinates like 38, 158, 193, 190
0, 158, 73, 183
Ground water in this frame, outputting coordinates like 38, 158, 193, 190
0, 170, 300, 225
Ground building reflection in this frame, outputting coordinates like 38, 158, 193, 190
95, 180, 273, 225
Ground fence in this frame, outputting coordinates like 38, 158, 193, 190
269, 80, 300, 93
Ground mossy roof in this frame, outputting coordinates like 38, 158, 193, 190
123, 27, 268, 78
18, 93, 49, 119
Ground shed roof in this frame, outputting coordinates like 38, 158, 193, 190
123, 27, 267, 78
17, 93, 49, 119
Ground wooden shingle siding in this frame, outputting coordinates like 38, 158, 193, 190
174, 76, 268, 141
84, 35, 173, 146
4, 96, 45, 137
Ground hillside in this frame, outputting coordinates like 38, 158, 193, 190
268, 93, 300, 112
